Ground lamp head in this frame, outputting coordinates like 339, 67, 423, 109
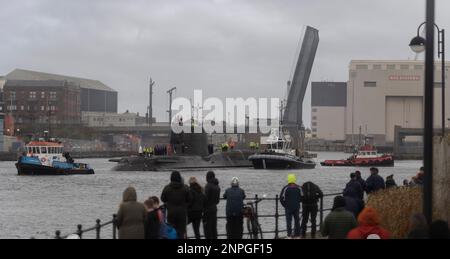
409, 35, 426, 53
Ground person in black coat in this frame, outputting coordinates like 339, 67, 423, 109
300, 181, 323, 238
203, 171, 220, 239
385, 175, 397, 189
161, 171, 192, 239
344, 173, 364, 200
223, 177, 246, 239
365, 167, 385, 194
188, 177, 206, 239
355, 171, 366, 198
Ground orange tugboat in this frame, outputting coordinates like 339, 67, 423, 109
320, 145, 394, 167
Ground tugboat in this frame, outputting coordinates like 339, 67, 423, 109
16, 139, 95, 175
320, 144, 394, 167
248, 128, 316, 170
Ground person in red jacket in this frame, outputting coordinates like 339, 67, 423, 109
347, 207, 390, 239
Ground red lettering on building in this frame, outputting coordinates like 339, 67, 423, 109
389, 75, 421, 81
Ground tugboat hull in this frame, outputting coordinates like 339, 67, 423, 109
16, 162, 95, 176
320, 157, 394, 167
249, 154, 316, 170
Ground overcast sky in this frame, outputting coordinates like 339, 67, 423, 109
1, 0, 449, 127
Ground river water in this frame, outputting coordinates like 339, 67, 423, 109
0, 152, 422, 239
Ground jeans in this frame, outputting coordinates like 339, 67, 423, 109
285, 208, 301, 237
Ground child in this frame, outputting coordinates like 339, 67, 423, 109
144, 197, 161, 239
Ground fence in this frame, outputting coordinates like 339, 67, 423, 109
54, 192, 342, 239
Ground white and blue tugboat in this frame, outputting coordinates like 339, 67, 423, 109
16, 140, 94, 176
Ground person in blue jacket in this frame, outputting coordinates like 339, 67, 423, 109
223, 177, 246, 239
365, 167, 385, 194
280, 174, 302, 238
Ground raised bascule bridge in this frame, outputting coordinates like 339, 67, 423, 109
283, 26, 320, 151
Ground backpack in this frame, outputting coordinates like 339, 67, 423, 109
302, 182, 317, 204
159, 206, 178, 240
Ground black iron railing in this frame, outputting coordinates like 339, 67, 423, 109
54, 192, 342, 239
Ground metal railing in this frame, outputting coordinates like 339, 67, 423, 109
54, 192, 342, 239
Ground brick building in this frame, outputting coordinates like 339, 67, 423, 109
3, 69, 118, 134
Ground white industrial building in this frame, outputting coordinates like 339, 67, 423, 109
311, 60, 450, 146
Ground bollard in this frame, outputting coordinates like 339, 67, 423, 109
96, 219, 101, 239
55, 230, 61, 239
112, 214, 117, 239
275, 195, 279, 239
77, 224, 83, 239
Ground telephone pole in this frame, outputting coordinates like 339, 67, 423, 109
148, 78, 155, 126
167, 87, 176, 124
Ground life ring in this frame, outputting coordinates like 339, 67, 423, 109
40, 157, 47, 163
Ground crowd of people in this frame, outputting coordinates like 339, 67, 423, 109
114, 167, 449, 239
321, 166, 449, 239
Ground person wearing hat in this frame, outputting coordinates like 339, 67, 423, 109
280, 174, 302, 238
223, 177, 246, 239
347, 207, 390, 239
365, 167, 385, 194
321, 196, 357, 239
344, 172, 364, 200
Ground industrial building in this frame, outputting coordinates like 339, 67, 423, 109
311, 60, 450, 147
2, 69, 118, 132
311, 82, 347, 141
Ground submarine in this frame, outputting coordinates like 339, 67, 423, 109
110, 131, 254, 171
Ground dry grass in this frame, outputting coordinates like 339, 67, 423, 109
366, 187, 422, 239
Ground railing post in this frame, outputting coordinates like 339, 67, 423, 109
275, 195, 279, 239
95, 219, 101, 239
112, 214, 117, 239
77, 224, 83, 239
319, 196, 324, 227
254, 194, 259, 216
55, 230, 61, 239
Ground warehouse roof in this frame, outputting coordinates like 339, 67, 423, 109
4, 80, 76, 88
5, 69, 115, 92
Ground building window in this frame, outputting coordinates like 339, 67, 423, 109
50, 92, 57, 100
10, 91, 16, 100
41, 92, 45, 98
373, 64, 382, 70
356, 64, 369, 70
387, 64, 396, 70
435, 82, 443, 88
41, 106, 45, 111
29, 91, 37, 99
414, 65, 424, 70
364, 81, 377, 87
312, 128, 317, 132
400, 64, 410, 70
21, 105, 24, 111
312, 108, 317, 113
312, 134, 317, 138
312, 116, 317, 120
312, 122, 317, 127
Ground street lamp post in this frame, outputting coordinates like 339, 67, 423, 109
410, 20, 446, 137
409, 0, 436, 224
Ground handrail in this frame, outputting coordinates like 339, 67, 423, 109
54, 193, 342, 239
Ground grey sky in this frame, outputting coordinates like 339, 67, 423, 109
1, 0, 449, 127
